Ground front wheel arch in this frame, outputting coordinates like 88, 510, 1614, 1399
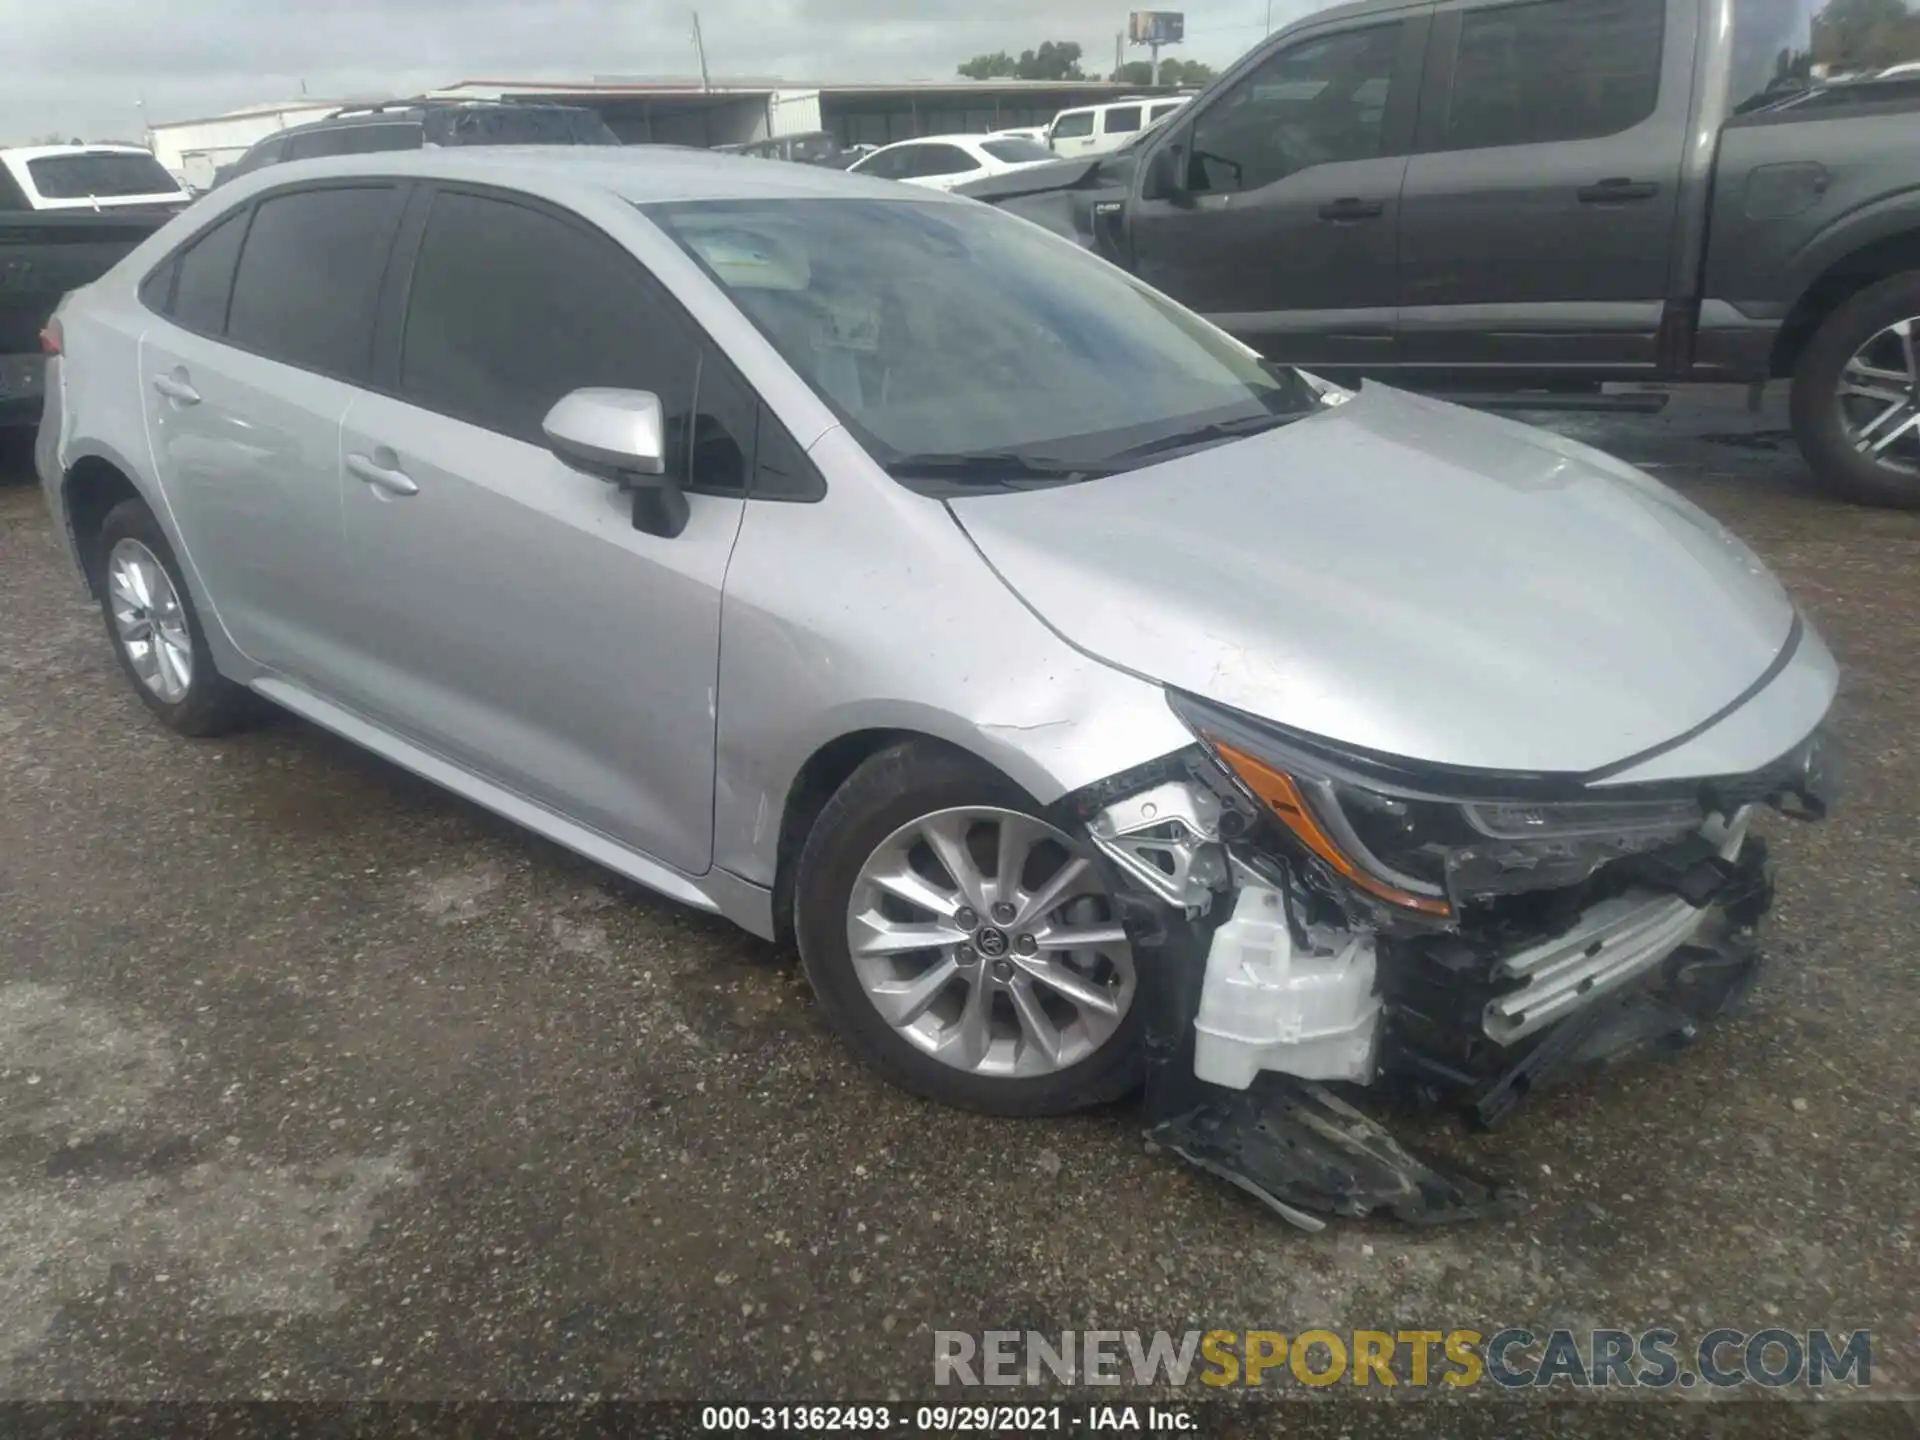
771, 728, 1035, 949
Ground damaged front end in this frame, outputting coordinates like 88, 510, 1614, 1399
1050, 692, 1840, 1230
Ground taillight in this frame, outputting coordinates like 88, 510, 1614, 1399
40, 320, 62, 356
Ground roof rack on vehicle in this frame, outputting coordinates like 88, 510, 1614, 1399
324, 97, 485, 119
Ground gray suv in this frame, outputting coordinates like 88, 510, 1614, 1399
215, 100, 619, 186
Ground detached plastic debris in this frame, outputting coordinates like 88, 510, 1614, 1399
1148, 1077, 1526, 1232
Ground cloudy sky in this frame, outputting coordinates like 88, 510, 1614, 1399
2, 0, 1335, 143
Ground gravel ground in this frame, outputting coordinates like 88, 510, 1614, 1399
0, 388, 1915, 1426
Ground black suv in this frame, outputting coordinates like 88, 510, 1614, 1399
216, 100, 620, 186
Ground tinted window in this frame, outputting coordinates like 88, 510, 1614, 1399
687, 351, 755, 495
231, 136, 286, 177
980, 137, 1056, 163
1445, 0, 1665, 148
1051, 111, 1095, 137
1150, 102, 1186, 121
914, 144, 980, 177
26, 152, 181, 199
0, 165, 30, 211
427, 106, 621, 146
225, 186, 405, 379
285, 123, 422, 160
752, 402, 827, 501
852, 147, 909, 179
1104, 105, 1144, 133
167, 211, 249, 333
400, 191, 703, 471
1187, 24, 1403, 192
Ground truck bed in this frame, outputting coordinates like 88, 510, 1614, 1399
2, 211, 169, 422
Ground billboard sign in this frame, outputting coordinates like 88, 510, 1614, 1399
1127, 10, 1185, 44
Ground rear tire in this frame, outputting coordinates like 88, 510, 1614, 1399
792, 740, 1144, 1117
95, 497, 264, 736
1789, 271, 1920, 510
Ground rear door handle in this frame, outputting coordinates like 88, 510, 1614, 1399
150, 373, 200, 404
346, 451, 419, 497
1317, 197, 1386, 222
1577, 178, 1660, 204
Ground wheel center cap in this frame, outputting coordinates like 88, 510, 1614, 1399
974, 926, 1010, 959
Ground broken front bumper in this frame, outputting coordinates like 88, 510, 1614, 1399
1068, 762, 1788, 1229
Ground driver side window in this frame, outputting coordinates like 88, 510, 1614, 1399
1186, 22, 1404, 193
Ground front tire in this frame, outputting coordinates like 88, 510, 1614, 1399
793, 740, 1144, 1116
95, 497, 262, 736
1790, 271, 1920, 510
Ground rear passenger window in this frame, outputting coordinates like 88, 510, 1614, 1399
399, 190, 703, 470
225, 186, 405, 380
285, 124, 421, 160
167, 211, 249, 334
1444, 0, 1665, 149
1104, 105, 1143, 133
914, 144, 980, 177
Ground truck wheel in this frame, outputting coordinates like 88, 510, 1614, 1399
792, 739, 1144, 1117
1790, 271, 1920, 509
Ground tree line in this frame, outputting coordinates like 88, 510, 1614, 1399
957, 40, 1216, 86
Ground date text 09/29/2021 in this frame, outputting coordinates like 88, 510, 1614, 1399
700, 1406, 1195, 1432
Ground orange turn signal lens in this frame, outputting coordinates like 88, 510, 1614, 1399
1209, 739, 1453, 918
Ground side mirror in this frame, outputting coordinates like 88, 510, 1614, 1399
542, 387, 688, 538
1140, 142, 1186, 203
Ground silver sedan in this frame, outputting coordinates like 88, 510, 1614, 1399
37, 146, 1837, 1223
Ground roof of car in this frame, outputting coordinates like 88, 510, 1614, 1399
865, 133, 993, 150
222, 144, 961, 205
0, 143, 159, 162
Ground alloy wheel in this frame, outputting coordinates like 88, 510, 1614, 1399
845, 806, 1136, 1078
1836, 316, 1920, 475
106, 538, 193, 704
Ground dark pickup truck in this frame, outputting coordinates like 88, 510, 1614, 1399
1, 213, 176, 427
960, 0, 1920, 507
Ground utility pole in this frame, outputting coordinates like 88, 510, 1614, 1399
691, 10, 711, 92
1114, 32, 1123, 79
1149, 41, 1161, 86
1266, 0, 1274, 33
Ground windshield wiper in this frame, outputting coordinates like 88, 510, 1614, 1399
1108, 411, 1301, 464
882, 451, 1116, 485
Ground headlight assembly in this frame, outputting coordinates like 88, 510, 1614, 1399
1168, 692, 1704, 918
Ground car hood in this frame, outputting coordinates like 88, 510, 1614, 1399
946, 384, 1799, 776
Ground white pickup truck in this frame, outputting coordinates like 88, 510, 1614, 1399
0, 145, 192, 214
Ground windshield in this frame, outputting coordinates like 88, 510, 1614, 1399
1730, 0, 1920, 111
648, 197, 1314, 485
432, 107, 621, 146
980, 137, 1056, 163
27, 152, 182, 199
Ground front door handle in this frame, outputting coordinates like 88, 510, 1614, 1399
150, 373, 200, 405
1317, 197, 1386, 222
1577, 178, 1660, 204
346, 451, 419, 497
